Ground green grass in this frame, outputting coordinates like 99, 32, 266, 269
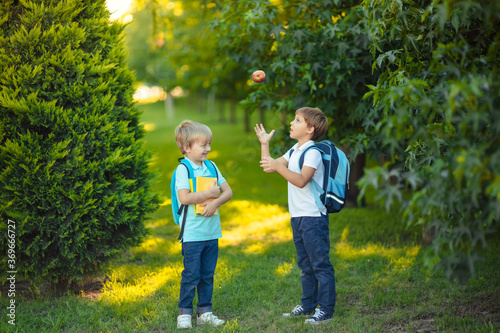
1, 99, 499, 332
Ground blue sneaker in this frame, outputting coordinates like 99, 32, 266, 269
283, 305, 315, 317
304, 308, 332, 325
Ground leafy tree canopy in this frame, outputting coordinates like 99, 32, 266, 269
211, 0, 377, 155
359, 0, 500, 280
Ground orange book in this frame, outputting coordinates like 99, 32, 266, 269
189, 177, 218, 215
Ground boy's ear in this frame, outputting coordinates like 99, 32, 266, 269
183, 144, 191, 153
307, 126, 315, 135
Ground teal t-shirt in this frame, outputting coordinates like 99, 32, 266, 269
174, 157, 226, 242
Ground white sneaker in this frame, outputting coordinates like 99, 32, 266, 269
177, 314, 192, 329
197, 312, 225, 327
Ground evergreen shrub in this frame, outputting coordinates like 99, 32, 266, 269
0, 0, 159, 290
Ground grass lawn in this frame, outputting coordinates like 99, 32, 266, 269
1, 98, 499, 332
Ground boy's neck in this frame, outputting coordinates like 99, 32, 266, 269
296, 136, 313, 148
184, 156, 204, 167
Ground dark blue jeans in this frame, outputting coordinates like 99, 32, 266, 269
291, 214, 336, 315
178, 239, 219, 315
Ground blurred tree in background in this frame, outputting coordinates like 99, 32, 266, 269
127, 0, 249, 122
0, 0, 159, 293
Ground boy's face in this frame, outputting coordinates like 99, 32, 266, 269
290, 114, 314, 141
184, 139, 212, 166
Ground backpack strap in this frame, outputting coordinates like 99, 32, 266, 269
178, 205, 188, 242
297, 145, 326, 212
297, 146, 313, 169
204, 160, 219, 181
177, 159, 192, 242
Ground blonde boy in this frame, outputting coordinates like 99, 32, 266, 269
255, 107, 336, 325
174, 120, 232, 329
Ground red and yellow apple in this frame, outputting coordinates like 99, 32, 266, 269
252, 70, 266, 83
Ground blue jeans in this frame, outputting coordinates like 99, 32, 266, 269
178, 239, 219, 315
291, 214, 336, 315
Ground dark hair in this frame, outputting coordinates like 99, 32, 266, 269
296, 107, 328, 140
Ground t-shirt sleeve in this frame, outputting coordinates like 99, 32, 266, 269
282, 148, 293, 162
175, 165, 190, 192
302, 149, 322, 170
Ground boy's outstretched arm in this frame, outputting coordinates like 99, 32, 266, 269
254, 123, 274, 159
261, 157, 315, 188
254, 123, 288, 168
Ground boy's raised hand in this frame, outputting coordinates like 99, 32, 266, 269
254, 123, 275, 145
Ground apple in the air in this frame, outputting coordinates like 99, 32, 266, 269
252, 70, 266, 83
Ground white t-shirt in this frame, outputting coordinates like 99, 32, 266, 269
282, 141, 326, 217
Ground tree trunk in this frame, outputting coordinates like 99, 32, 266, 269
207, 91, 216, 116
198, 92, 206, 113
281, 110, 288, 127
244, 107, 251, 132
164, 89, 174, 119
346, 150, 366, 207
218, 98, 226, 122
422, 225, 435, 246
259, 106, 265, 126
51, 276, 71, 297
229, 98, 236, 124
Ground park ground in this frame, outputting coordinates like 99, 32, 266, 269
1, 98, 499, 332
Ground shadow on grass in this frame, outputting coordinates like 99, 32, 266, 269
84, 201, 450, 332
7, 201, 498, 332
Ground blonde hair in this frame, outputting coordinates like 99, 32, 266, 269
296, 107, 328, 141
175, 120, 212, 155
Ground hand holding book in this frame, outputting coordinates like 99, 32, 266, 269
205, 179, 221, 199
190, 177, 220, 215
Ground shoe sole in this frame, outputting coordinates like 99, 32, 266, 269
305, 318, 332, 325
197, 322, 224, 327
177, 324, 192, 329
197, 320, 225, 326
177, 316, 192, 329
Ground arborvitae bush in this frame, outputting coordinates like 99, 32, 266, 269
0, 0, 159, 292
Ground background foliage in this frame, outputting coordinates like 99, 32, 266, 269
211, 0, 376, 151
358, 0, 500, 280
127, 0, 250, 120
0, 0, 159, 290
128, 0, 500, 279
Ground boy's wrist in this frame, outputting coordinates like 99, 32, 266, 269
277, 163, 286, 172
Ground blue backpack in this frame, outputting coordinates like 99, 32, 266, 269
291, 140, 350, 213
170, 158, 218, 241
